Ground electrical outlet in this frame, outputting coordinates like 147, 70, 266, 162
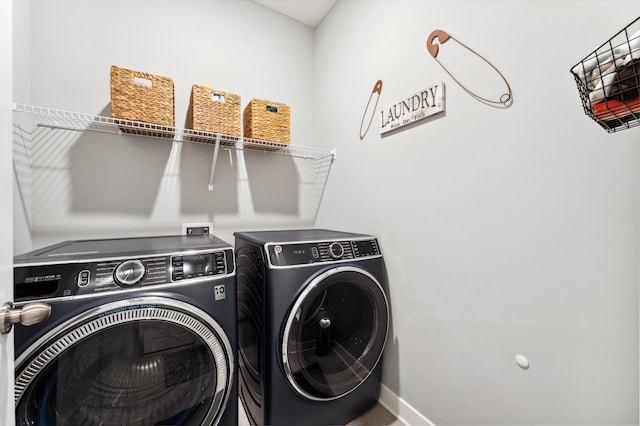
182, 222, 214, 236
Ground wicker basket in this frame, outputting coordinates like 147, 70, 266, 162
185, 84, 241, 144
110, 65, 175, 138
243, 98, 290, 148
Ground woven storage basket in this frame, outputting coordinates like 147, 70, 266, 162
110, 65, 175, 138
243, 98, 290, 148
186, 85, 241, 144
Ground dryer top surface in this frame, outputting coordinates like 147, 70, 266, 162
234, 229, 373, 245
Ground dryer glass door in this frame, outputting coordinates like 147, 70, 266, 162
282, 266, 389, 401
15, 297, 233, 426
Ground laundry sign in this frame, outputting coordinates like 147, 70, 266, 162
380, 82, 445, 134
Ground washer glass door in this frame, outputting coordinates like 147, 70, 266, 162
282, 266, 389, 401
15, 297, 233, 426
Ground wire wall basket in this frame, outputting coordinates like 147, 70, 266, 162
570, 17, 640, 133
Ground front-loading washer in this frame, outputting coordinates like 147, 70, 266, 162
234, 229, 389, 425
12, 234, 237, 426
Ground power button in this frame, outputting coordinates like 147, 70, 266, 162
78, 270, 90, 287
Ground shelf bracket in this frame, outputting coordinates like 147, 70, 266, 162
208, 134, 222, 191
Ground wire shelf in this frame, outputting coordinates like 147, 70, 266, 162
13, 103, 336, 160
570, 17, 640, 133
13, 103, 336, 225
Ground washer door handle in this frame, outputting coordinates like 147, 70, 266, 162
0, 301, 51, 334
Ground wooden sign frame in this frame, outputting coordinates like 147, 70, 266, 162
380, 82, 445, 134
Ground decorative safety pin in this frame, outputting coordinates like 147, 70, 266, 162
427, 30, 512, 106
360, 80, 383, 140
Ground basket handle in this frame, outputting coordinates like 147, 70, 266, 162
133, 76, 152, 88
212, 93, 226, 103
266, 105, 279, 113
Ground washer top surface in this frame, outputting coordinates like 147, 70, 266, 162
15, 234, 232, 265
234, 229, 372, 245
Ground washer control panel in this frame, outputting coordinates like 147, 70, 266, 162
267, 239, 380, 267
171, 251, 227, 281
14, 249, 233, 302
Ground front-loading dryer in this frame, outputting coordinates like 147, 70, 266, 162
234, 229, 389, 425
12, 234, 237, 426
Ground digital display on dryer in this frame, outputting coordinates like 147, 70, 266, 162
351, 239, 380, 257
268, 243, 317, 266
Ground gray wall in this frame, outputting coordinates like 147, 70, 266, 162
12, 0, 31, 256
313, 0, 639, 424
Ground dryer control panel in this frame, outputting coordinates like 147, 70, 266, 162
266, 239, 380, 267
14, 249, 234, 302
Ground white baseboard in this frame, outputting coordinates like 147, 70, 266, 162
378, 384, 436, 426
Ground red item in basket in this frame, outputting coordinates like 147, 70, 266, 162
592, 97, 640, 121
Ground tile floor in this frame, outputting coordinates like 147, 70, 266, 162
345, 403, 403, 426
239, 399, 403, 426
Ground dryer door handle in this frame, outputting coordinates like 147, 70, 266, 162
0, 301, 51, 334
